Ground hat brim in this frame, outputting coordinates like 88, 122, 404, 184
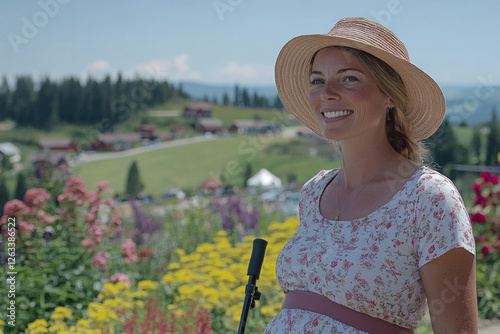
275, 34, 445, 141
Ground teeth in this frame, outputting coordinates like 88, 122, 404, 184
323, 110, 352, 118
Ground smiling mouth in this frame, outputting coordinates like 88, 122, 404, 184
322, 110, 353, 119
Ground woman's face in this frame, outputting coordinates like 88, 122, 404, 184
308, 47, 394, 141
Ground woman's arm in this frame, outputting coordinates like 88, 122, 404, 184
419, 247, 478, 333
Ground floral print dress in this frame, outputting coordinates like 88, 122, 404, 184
264, 166, 475, 333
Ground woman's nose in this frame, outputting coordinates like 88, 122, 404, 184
320, 80, 341, 102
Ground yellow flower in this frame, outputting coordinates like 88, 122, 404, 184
138, 280, 159, 291
168, 262, 180, 270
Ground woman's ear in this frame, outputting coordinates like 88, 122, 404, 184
386, 98, 395, 109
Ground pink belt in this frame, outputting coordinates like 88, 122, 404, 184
282, 291, 415, 334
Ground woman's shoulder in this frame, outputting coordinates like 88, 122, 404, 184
412, 165, 464, 202
301, 168, 339, 192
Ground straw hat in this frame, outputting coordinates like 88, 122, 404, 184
275, 17, 445, 141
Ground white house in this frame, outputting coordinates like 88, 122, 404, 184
0, 142, 21, 164
246, 168, 282, 189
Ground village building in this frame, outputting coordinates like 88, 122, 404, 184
199, 178, 222, 196
183, 102, 212, 118
135, 124, 158, 140
38, 138, 80, 152
229, 120, 283, 135
195, 118, 224, 134
91, 133, 142, 152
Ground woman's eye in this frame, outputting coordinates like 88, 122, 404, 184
310, 78, 323, 85
343, 76, 358, 82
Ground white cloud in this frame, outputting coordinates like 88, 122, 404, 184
80, 60, 112, 81
174, 54, 190, 73
134, 59, 172, 79
132, 54, 200, 82
221, 61, 257, 78
87, 60, 110, 71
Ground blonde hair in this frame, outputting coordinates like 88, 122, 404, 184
313, 46, 429, 164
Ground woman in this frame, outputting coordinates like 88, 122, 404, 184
264, 17, 477, 333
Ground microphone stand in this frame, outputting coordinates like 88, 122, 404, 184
237, 238, 268, 334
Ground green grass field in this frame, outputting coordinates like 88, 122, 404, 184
73, 136, 339, 197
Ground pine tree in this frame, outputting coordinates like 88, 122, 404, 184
0, 76, 11, 120
233, 84, 240, 107
125, 160, 144, 199
243, 163, 253, 188
242, 88, 250, 107
15, 172, 27, 200
222, 93, 230, 106
0, 177, 10, 214
273, 95, 284, 109
428, 117, 458, 168
485, 108, 499, 165
471, 127, 482, 165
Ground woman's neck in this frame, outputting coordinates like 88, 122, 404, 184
338, 136, 400, 190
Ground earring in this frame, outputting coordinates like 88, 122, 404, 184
387, 107, 394, 121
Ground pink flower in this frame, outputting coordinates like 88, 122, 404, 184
81, 239, 93, 250
472, 182, 481, 193
24, 188, 51, 208
480, 171, 493, 182
38, 210, 57, 225
96, 181, 111, 193
88, 224, 106, 246
93, 251, 111, 273
107, 272, 131, 287
121, 238, 138, 264
474, 195, 487, 208
86, 192, 100, 204
18, 220, 36, 236
481, 245, 490, 256
2, 199, 29, 218
470, 212, 488, 224
85, 213, 97, 224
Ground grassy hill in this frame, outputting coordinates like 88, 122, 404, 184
73, 136, 339, 197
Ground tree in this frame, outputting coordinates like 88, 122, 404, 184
471, 127, 482, 164
233, 84, 241, 107
11, 76, 36, 125
36, 77, 59, 131
428, 117, 462, 169
243, 163, 253, 188
485, 108, 499, 165
0, 76, 11, 120
125, 160, 144, 199
0, 177, 10, 213
273, 95, 284, 109
15, 172, 27, 200
222, 93, 230, 106
242, 88, 251, 107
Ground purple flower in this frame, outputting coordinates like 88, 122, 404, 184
130, 198, 161, 244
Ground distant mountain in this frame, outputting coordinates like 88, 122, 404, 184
441, 85, 500, 125
180, 81, 278, 102
180, 81, 500, 125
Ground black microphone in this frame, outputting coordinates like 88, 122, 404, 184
237, 238, 268, 334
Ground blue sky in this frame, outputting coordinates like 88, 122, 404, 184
1, 0, 499, 87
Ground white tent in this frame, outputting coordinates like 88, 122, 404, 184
246, 168, 282, 188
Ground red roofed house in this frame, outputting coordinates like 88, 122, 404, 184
199, 178, 222, 195
91, 133, 142, 152
183, 102, 212, 118
135, 124, 158, 140
38, 138, 80, 152
195, 118, 224, 134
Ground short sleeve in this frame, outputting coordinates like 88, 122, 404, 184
414, 172, 475, 268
